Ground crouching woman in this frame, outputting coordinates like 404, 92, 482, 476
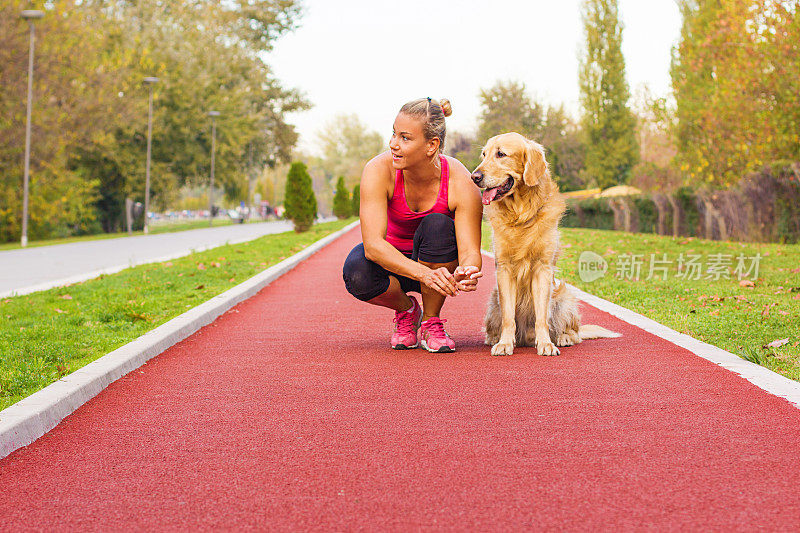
342, 98, 483, 352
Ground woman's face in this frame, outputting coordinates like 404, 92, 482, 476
389, 113, 438, 169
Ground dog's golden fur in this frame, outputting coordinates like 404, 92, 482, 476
475, 132, 619, 356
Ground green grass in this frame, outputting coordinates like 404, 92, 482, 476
482, 224, 800, 382
0, 218, 354, 410
0, 218, 268, 251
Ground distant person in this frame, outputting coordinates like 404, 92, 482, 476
342, 98, 483, 353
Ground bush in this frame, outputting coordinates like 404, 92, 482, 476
332, 176, 351, 219
675, 186, 700, 237
351, 184, 360, 217
563, 197, 615, 230
284, 162, 317, 232
632, 195, 657, 234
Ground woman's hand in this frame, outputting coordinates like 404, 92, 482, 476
454, 265, 482, 292
419, 266, 459, 297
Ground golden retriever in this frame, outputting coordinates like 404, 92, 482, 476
471, 132, 620, 356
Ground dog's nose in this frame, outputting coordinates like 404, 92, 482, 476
471, 171, 483, 185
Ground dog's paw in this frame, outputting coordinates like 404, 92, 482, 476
485, 335, 498, 346
537, 339, 561, 356
491, 341, 515, 356
555, 333, 575, 347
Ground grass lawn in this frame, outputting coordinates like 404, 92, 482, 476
0, 218, 354, 411
0, 218, 269, 251
482, 224, 800, 382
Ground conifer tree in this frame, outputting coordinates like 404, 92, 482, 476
579, 0, 639, 189
332, 176, 351, 219
283, 162, 317, 232
351, 184, 360, 217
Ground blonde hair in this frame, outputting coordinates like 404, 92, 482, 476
399, 98, 452, 155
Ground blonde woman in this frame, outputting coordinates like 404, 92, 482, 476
342, 98, 483, 352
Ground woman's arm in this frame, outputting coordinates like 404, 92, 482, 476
448, 157, 484, 291
360, 155, 458, 296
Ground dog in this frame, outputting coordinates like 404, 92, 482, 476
471, 132, 621, 356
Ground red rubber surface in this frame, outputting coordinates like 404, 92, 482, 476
2, 227, 800, 531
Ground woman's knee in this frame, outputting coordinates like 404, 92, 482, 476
417, 213, 455, 235
342, 244, 390, 301
413, 214, 457, 263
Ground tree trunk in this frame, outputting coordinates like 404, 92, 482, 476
667, 194, 681, 236
608, 199, 624, 231
653, 193, 668, 235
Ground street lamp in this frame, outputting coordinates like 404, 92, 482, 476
20, 9, 44, 248
143, 76, 159, 235
208, 110, 220, 227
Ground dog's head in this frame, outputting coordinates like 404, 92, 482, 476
471, 132, 550, 205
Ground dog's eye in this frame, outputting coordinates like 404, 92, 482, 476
496, 151, 506, 158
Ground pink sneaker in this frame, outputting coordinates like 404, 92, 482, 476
391, 296, 422, 350
420, 317, 456, 353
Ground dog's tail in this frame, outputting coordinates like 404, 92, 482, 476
579, 324, 622, 340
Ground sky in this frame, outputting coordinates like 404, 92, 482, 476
264, 0, 682, 155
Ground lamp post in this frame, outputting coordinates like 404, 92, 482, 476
20, 9, 44, 248
142, 77, 159, 235
208, 110, 220, 227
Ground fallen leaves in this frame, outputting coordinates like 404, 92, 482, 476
739, 279, 755, 287
765, 338, 789, 348
59, 294, 73, 300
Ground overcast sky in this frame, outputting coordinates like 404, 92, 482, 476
264, 0, 682, 155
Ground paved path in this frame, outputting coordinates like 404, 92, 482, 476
1, 227, 799, 530
0, 220, 293, 298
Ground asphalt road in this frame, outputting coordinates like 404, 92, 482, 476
0, 220, 295, 298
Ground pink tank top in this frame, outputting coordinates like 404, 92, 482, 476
386, 155, 455, 253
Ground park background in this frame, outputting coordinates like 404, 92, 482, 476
1, 0, 798, 243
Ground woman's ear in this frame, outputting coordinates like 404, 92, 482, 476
523, 140, 549, 187
426, 137, 441, 157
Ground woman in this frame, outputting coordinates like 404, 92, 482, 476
342, 98, 483, 353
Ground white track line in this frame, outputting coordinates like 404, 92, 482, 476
0, 221, 360, 460
481, 250, 800, 409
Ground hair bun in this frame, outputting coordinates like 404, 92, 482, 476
439, 98, 452, 117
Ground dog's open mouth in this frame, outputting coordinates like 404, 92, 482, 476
481, 176, 514, 205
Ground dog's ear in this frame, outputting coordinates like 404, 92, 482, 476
523, 140, 549, 187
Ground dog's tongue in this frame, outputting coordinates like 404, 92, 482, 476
482, 187, 499, 205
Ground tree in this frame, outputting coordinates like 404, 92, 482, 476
315, 113, 384, 190
630, 85, 681, 192
579, 0, 639, 189
671, 0, 798, 187
351, 184, 360, 217
446, 131, 481, 174
476, 81, 543, 143
332, 176, 350, 219
0, 0, 308, 242
472, 81, 587, 191
283, 162, 316, 232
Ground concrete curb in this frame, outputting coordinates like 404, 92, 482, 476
0, 220, 360, 460
481, 250, 800, 410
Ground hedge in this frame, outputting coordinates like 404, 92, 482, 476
561, 164, 800, 243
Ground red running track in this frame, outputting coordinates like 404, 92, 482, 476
2, 227, 800, 531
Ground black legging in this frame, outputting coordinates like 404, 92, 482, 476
342, 213, 458, 302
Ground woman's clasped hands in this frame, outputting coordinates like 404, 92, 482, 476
419, 265, 483, 297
